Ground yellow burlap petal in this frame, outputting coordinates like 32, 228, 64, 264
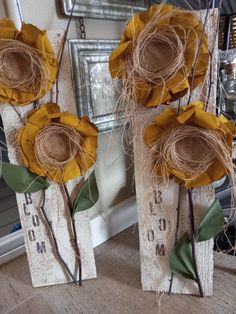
0, 18, 18, 38
18, 127, 46, 177
77, 136, 97, 172
154, 107, 178, 129
143, 124, 162, 144
178, 104, 223, 131
123, 14, 145, 40
183, 160, 226, 188
166, 71, 189, 95
61, 159, 82, 183
27, 103, 60, 128
145, 84, 171, 107
60, 112, 80, 129
109, 41, 131, 79
0, 19, 58, 106
18, 103, 98, 183
76, 116, 98, 137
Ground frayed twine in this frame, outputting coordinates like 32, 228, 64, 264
0, 39, 49, 97
147, 124, 236, 222
34, 123, 86, 182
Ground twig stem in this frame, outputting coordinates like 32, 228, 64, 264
62, 183, 82, 286
187, 189, 204, 298
9, 102, 26, 126
40, 190, 78, 284
205, 0, 222, 111
168, 183, 181, 295
55, 0, 76, 104
187, 3, 210, 105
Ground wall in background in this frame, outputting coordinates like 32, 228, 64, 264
0, 0, 134, 219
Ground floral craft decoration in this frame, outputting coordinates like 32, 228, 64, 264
18, 102, 98, 183
1, 102, 99, 285
144, 101, 236, 188
0, 0, 97, 287
0, 18, 58, 105
109, 4, 209, 107
144, 101, 235, 296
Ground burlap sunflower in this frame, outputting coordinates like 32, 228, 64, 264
18, 103, 98, 183
109, 4, 209, 107
0, 19, 58, 105
144, 102, 236, 188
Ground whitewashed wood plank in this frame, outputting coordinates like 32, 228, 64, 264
0, 30, 97, 287
133, 9, 218, 295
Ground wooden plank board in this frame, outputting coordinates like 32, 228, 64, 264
133, 9, 218, 295
0, 30, 97, 287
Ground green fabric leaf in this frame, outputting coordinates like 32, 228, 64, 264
1, 161, 50, 193
196, 199, 224, 242
169, 233, 196, 281
73, 171, 99, 217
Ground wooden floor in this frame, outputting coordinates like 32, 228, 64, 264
0, 226, 236, 314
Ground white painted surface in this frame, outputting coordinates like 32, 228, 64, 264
0, 196, 138, 265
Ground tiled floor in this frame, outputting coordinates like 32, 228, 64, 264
0, 226, 236, 314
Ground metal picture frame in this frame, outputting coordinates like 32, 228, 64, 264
69, 39, 122, 132
60, 0, 148, 20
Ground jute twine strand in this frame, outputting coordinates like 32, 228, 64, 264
133, 25, 186, 85
34, 123, 83, 172
0, 39, 49, 97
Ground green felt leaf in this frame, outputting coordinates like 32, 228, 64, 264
73, 171, 99, 217
1, 161, 50, 193
169, 233, 196, 281
196, 199, 224, 242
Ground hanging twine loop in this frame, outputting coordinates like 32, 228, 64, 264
34, 123, 83, 172
0, 39, 49, 96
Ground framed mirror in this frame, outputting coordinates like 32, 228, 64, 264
69, 39, 123, 132
60, 0, 148, 20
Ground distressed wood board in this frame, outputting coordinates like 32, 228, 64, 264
133, 9, 218, 295
0, 30, 97, 287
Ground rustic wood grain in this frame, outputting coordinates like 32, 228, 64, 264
133, 9, 218, 295
0, 30, 96, 287
0, 227, 235, 314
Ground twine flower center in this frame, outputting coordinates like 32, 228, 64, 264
132, 26, 185, 85
150, 124, 232, 182
34, 123, 83, 171
0, 39, 48, 95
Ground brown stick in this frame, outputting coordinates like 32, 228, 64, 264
187, 189, 204, 298
9, 102, 26, 126
187, 2, 210, 105
205, 0, 222, 111
40, 190, 78, 285
62, 183, 82, 286
168, 183, 181, 295
55, 0, 76, 104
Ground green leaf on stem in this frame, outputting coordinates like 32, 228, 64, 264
1, 161, 50, 193
72, 171, 99, 217
169, 232, 196, 281
196, 199, 224, 242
